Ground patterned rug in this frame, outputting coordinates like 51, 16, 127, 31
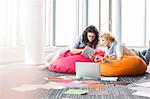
37, 68, 150, 99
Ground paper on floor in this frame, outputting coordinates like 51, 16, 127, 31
132, 91, 150, 97
65, 83, 87, 88
135, 82, 150, 87
129, 87, 150, 93
11, 84, 43, 92
82, 80, 99, 84
101, 77, 118, 81
87, 84, 107, 88
130, 85, 150, 98
64, 89, 89, 95
42, 82, 66, 89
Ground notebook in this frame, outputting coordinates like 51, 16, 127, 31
101, 77, 118, 81
75, 62, 100, 79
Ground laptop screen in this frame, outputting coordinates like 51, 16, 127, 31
75, 62, 100, 79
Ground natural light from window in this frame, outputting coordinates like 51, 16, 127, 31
55, 0, 76, 46
121, 0, 145, 47
88, 0, 99, 30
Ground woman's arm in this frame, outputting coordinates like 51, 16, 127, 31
69, 35, 83, 54
104, 44, 123, 63
70, 49, 84, 54
94, 53, 108, 62
104, 53, 108, 59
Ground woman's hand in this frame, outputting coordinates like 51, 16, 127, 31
94, 56, 106, 62
88, 53, 96, 60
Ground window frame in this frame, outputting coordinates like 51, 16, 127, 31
111, 0, 149, 48
46, 0, 125, 49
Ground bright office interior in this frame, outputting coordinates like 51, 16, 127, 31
0, 0, 150, 64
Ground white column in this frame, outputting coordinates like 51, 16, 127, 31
46, 0, 53, 47
112, 0, 121, 42
81, 0, 88, 33
20, 0, 44, 64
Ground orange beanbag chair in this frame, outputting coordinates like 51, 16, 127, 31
100, 55, 147, 76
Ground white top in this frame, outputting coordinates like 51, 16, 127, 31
106, 41, 136, 58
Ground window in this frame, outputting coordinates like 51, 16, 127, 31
146, 0, 150, 47
47, 0, 102, 47
55, 0, 77, 46
88, 0, 100, 30
111, 0, 150, 48
100, 0, 110, 32
121, 0, 146, 47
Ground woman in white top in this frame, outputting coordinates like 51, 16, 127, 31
94, 32, 150, 65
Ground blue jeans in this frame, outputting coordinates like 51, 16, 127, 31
140, 48, 150, 65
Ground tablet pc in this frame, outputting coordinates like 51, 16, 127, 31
81, 46, 96, 58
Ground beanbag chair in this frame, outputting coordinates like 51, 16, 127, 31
48, 55, 94, 74
100, 55, 147, 76
60, 49, 105, 58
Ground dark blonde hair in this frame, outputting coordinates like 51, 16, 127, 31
100, 32, 115, 43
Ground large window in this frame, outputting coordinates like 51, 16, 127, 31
47, 0, 103, 47
121, 0, 146, 47
111, 0, 150, 48
55, 0, 77, 46
100, 0, 110, 32
146, 0, 150, 47
88, 0, 100, 30
47, 0, 112, 47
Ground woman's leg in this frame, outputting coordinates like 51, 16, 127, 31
138, 52, 149, 65
145, 48, 150, 65
46, 50, 62, 65
37, 48, 69, 70
45, 52, 57, 64
43, 48, 69, 64
37, 52, 56, 70
141, 50, 147, 56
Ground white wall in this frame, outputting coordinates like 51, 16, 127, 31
0, 0, 45, 64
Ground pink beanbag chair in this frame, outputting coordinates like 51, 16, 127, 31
60, 49, 105, 58
60, 49, 105, 57
48, 55, 94, 74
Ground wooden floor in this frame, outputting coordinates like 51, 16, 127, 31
0, 63, 150, 99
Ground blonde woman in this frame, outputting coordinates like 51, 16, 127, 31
94, 32, 150, 65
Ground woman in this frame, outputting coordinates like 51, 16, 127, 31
70, 25, 99, 54
94, 32, 150, 65
38, 25, 99, 69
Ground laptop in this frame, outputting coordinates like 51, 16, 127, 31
81, 46, 96, 58
75, 62, 100, 79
